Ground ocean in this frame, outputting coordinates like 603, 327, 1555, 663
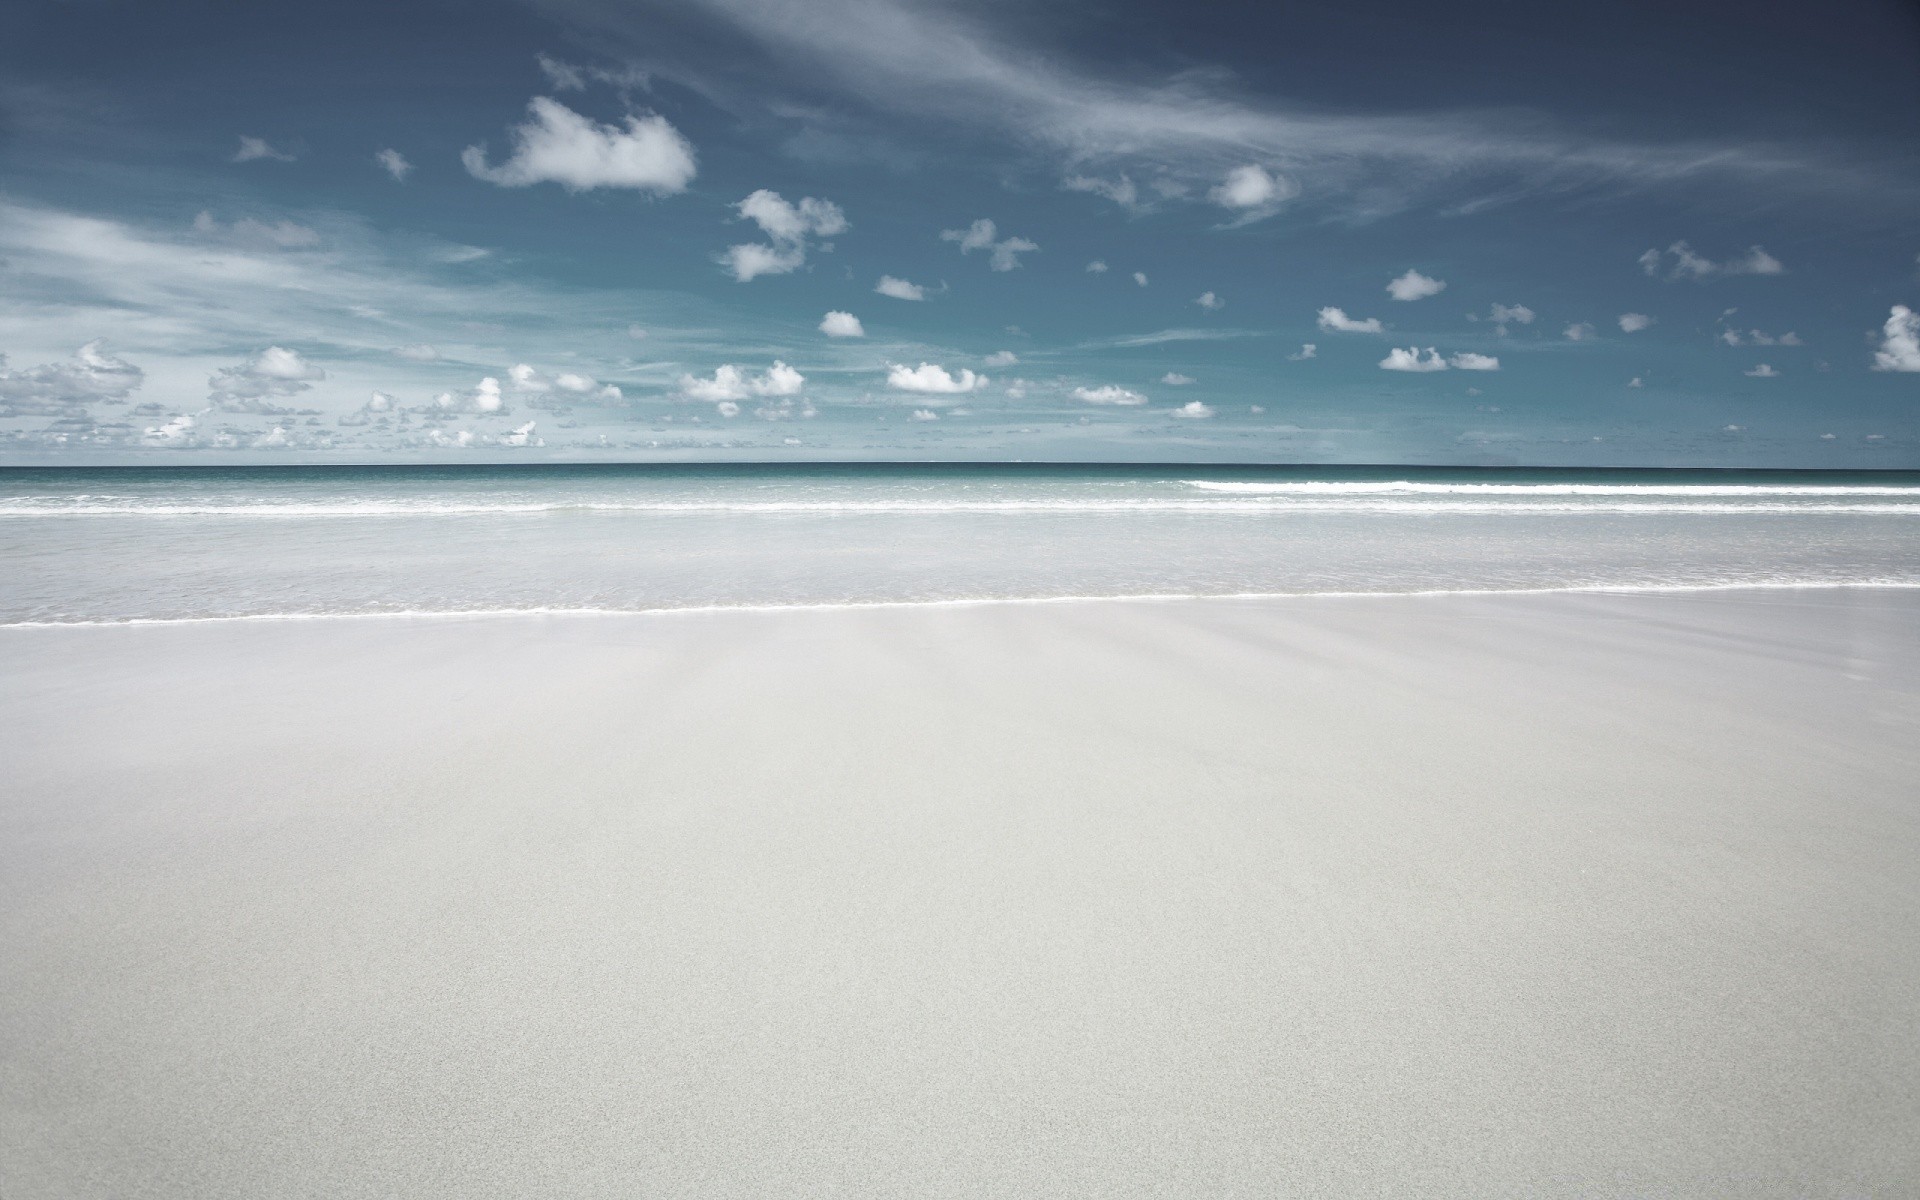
3, 463, 1918, 624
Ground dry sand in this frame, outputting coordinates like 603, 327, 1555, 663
3, 589, 1918, 1197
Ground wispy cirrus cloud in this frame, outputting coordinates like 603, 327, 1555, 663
517, 0, 1920, 221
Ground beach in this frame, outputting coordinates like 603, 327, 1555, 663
4, 587, 1917, 1197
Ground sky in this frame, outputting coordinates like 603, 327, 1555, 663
1, 0, 1918, 466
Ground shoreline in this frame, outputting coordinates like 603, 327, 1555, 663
4, 575, 1919, 629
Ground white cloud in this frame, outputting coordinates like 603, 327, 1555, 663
875, 275, 926, 300
549, 0, 1901, 230
1871, 305, 1920, 372
425, 377, 508, 415
497, 420, 540, 447
887, 362, 980, 393
909, 408, 940, 421
984, 350, 1019, 367
1379, 346, 1448, 372
233, 136, 294, 163
1289, 343, 1317, 360
376, 149, 412, 181
1628, 376, 1645, 388
715, 400, 740, 417
940, 218, 1038, 271
1133, 271, 1148, 287
1172, 400, 1214, 418
1563, 322, 1596, 341
627, 324, 648, 339
1195, 291, 1224, 311
0, 341, 145, 414
1486, 303, 1535, 334
1386, 269, 1446, 301
538, 53, 588, 91
462, 97, 697, 193
1317, 306, 1384, 334
1618, 312, 1655, 332
1086, 260, 1108, 273
1161, 372, 1195, 385
1071, 384, 1147, 405
1063, 175, 1140, 210
1640, 241, 1785, 281
534, 53, 650, 94
192, 210, 320, 250
1744, 363, 1780, 377
720, 189, 846, 281
209, 346, 325, 413
678, 361, 806, 401
1450, 352, 1500, 370
393, 343, 440, 362
820, 310, 865, 337
1207, 165, 1295, 221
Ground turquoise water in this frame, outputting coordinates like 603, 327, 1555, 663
4, 464, 1918, 623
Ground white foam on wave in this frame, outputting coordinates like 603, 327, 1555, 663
4, 498, 1918, 517
1183, 479, 1920, 497
6, 578, 1917, 629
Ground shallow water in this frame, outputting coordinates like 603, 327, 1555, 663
3, 463, 1918, 623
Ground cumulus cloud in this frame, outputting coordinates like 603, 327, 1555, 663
1317, 306, 1384, 334
1484, 303, 1535, 334
719, 189, 847, 281
1379, 346, 1448, 372
1172, 400, 1214, 418
233, 136, 294, 163
1086, 260, 1108, 273
909, 408, 940, 421
143, 411, 200, 446
940, 218, 1038, 270
0, 341, 145, 414
1618, 312, 1655, 332
1450, 352, 1500, 370
1628, 376, 1645, 388
499, 420, 541, 447
1207, 165, 1295, 221
1071, 384, 1147, 405
984, 350, 1019, 367
1563, 322, 1596, 341
887, 362, 981, 393
376, 148, 412, 181
1133, 272, 1148, 287
1289, 343, 1317, 360
679, 361, 805, 401
1745, 364, 1780, 377
1195, 291, 1224, 311
462, 97, 697, 193
820, 310, 865, 337
208, 346, 325, 413
426, 377, 508, 415
1718, 319, 1803, 347
1161, 372, 1195, 385
875, 274, 927, 300
1639, 241, 1784, 281
1872, 305, 1920, 372
338, 391, 399, 426
1386, 269, 1446, 301
505, 363, 622, 404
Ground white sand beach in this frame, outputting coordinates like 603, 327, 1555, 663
3, 588, 1917, 1197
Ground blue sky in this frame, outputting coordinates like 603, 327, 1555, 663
2, 0, 1917, 465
